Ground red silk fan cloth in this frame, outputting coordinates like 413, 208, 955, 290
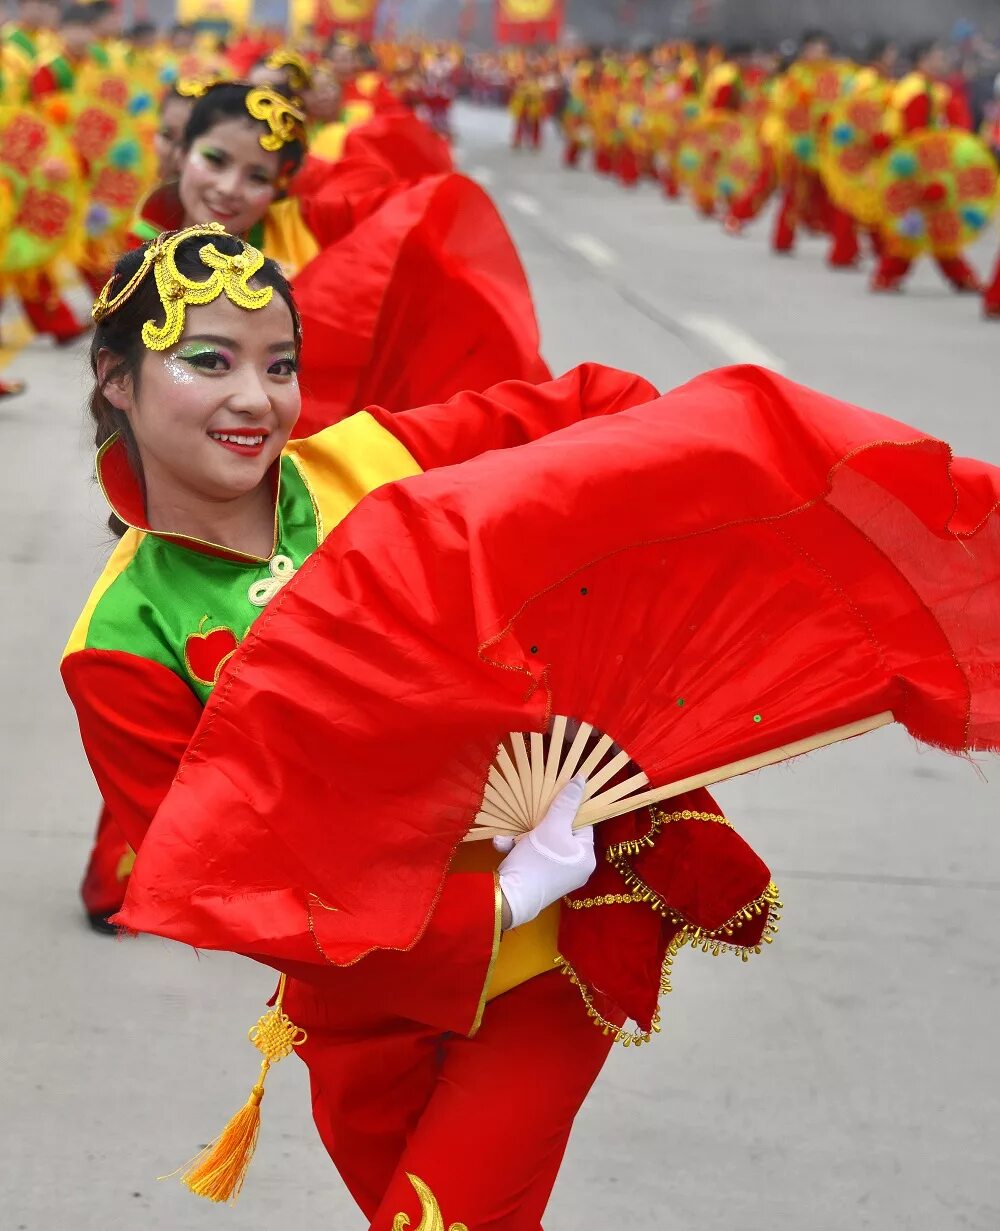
115, 366, 1000, 976
293, 173, 551, 434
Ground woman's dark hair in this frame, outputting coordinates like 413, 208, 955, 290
181, 82, 306, 181
90, 232, 301, 537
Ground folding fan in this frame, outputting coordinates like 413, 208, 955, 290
116, 366, 1000, 971
469, 710, 893, 842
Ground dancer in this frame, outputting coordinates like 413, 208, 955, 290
768, 32, 859, 266
63, 225, 693, 1224
78, 84, 549, 929
0, 0, 92, 345
870, 41, 982, 293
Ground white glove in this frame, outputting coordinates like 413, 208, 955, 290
495, 775, 596, 929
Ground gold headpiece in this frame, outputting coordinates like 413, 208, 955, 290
176, 75, 225, 99
91, 223, 274, 351
245, 87, 307, 154
264, 49, 313, 94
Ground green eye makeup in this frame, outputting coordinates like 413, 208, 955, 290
176, 343, 222, 362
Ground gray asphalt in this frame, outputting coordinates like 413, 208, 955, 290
3, 102, 998, 1230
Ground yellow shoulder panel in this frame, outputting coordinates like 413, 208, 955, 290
285, 411, 423, 544
63, 528, 144, 660
263, 197, 320, 281
309, 121, 347, 163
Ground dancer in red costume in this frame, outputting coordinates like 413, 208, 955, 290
769, 32, 860, 267
78, 83, 549, 930
0, 1, 92, 346
871, 41, 981, 293
63, 227, 1000, 1225
982, 246, 1000, 319
511, 64, 545, 151
63, 227, 672, 1222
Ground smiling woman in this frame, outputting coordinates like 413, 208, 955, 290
62, 220, 663, 1226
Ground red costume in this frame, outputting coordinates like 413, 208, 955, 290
66, 367, 735, 1225
79, 117, 550, 924
872, 73, 980, 292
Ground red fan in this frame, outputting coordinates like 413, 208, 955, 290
117, 366, 1000, 969
294, 173, 551, 434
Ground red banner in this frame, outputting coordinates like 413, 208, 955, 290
315, 0, 380, 41
495, 0, 563, 45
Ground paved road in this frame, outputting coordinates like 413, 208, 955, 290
3, 103, 998, 1230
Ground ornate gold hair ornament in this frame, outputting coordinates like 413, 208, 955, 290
91, 223, 274, 351
245, 87, 307, 154
175, 75, 225, 99
264, 49, 313, 94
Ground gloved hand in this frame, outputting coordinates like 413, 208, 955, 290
495, 776, 596, 929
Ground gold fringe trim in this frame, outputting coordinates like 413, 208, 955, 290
564, 891, 650, 910
555, 954, 663, 1048
559, 807, 783, 1047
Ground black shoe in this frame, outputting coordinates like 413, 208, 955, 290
87, 912, 119, 936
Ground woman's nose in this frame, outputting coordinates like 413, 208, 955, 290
215, 166, 243, 197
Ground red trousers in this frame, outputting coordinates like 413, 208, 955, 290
563, 139, 583, 168
873, 252, 980, 291
982, 250, 1000, 313
80, 804, 132, 917
772, 173, 857, 265
616, 146, 640, 187
12, 272, 87, 341
513, 115, 541, 150
286, 970, 618, 1229
727, 158, 774, 225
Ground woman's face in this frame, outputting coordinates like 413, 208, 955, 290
106, 294, 301, 510
247, 64, 291, 91
154, 95, 194, 182
179, 117, 282, 236
303, 71, 342, 122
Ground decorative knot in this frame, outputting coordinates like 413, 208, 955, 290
248, 554, 296, 607
248, 1006, 307, 1064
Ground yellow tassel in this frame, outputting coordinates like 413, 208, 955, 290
174, 975, 306, 1205
180, 1060, 268, 1203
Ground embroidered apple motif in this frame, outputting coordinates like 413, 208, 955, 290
184, 616, 240, 687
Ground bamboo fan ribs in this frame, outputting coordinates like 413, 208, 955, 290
467, 710, 896, 841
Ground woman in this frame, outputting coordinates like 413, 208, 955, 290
63, 224, 686, 1226
79, 84, 550, 927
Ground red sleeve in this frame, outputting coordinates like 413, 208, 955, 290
289, 870, 502, 1034
901, 91, 932, 133
713, 81, 736, 110
29, 65, 56, 99
61, 649, 202, 853
65, 649, 502, 1032
946, 87, 973, 130
296, 157, 399, 246
371, 363, 659, 471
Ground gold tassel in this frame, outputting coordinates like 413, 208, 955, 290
175, 974, 307, 1204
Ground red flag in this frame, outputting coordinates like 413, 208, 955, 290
316, 0, 380, 41
495, 0, 563, 46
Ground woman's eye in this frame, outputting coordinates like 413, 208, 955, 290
180, 350, 229, 371
250, 171, 273, 186
269, 357, 298, 377
200, 148, 224, 166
